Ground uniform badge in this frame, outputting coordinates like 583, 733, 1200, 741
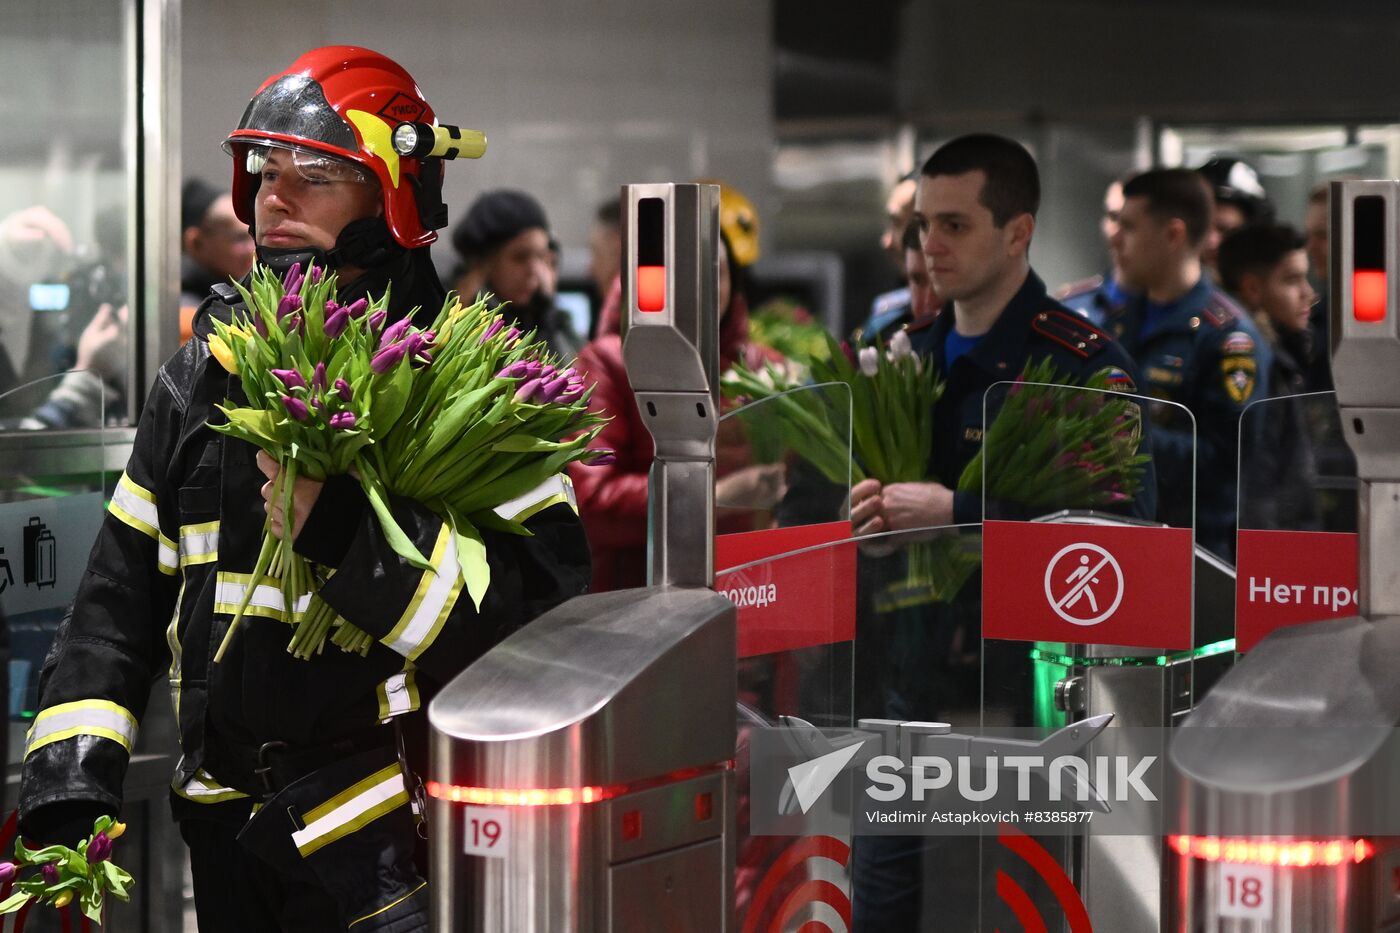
1222, 355, 1257, 404
1222, 332, 1256, 356
1096, 366, 1137, 393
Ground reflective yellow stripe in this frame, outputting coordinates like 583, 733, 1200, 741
214, 571, 311, 623
179, 520, 219, 567
174, 769, 248, 804
26, 699, 138, 757
110, 472, 178, 574
293, 764, 407, 857
382, 526, 461, 661
168, 584, 185, 721
493, 472, 577, 523
348, 880, 428, 928
376, 669, 420, 721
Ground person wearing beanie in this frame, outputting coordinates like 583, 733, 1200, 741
179, 177, 254, 337
449, 188, 583, 360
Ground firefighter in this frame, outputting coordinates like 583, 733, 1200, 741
17, 46, 590, 932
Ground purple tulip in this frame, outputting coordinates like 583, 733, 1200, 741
504, 327, 521, 345
335, 378, 353, 402
254, 314, 268, 337
276, 294, 303, 320
558, 382, 585, 402
344, 297, 369, 319
1105, 491, 1129, 504
371, 343, 408, 374
281, 262, 302, 290
87, 831, 113, 863
311, 397, 324, 410
312, 362, 327, 392
330, 412, 357, 430
368, 309, 387, 333
478, 318, 505, 344
324, 308, 349, 339
588, 449, 617, 466
0, 862, 15, 883
308, 264, 323, 283
271, 368, 306, 390
379, 318, 412, 350
282, 395, 310, 421
537, 374, 571, 403
41, 864, 59, 885
496, 360, 529, 379
513, 377, 543, 403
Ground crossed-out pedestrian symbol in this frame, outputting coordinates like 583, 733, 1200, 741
1043, 543, 1124, 626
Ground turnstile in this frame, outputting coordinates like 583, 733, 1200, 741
429, 184, 736, 931
1171, 178, 1400, 930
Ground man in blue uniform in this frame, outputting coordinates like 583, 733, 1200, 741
1107, 167, 1269, 560
1057, 175, 1135, 327
846, 133, 1153, 933
852, 135, 1151, 534
852, 173, 918, 344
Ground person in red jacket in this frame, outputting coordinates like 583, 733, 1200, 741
570, 184, 780, 591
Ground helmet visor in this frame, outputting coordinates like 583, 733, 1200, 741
224, 73, 358, 155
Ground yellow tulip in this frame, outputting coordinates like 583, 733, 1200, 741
53, 891, 73, 908
107, 821, 127, 840
208, 335, 237, 373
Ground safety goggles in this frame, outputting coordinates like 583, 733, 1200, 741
244, 144, 371, 186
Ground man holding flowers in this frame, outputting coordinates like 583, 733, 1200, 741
17, 47, 590, 932
845, 134, 1154, 933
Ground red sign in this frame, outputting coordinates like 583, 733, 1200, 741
982, 520, 1194, 650
1235, 530, 1359, 652
716, 521, 855, 658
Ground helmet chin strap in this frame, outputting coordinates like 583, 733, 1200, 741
254, 217, 405, 277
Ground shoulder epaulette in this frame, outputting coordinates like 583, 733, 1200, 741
1201, 288, 1245, 329
1032, 308, 1111, 359
1054, 274, 1104, 300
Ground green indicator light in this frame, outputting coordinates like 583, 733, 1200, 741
1027, 638, 1236, 669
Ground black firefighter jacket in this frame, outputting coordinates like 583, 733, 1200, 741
16, 257, 591, 922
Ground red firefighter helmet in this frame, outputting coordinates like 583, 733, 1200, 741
224, 46, 443, 248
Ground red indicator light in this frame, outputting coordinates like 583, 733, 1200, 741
637, 265, 666, 312
1169, 835, 1374, 868
694, 792, 713, 822
426, 760, 735, 808
1354, 270, 1387, 322
622, 810, 642, 841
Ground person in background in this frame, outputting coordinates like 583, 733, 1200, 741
570, 183, 779, 591
1302, 182, 1334, 392
180, 178, 255, 341
1219, 222, 1321, 530
1107, 167, 1268, 559
450, 189, 584, 360
1056, 174, 1136, 327
587, 198, 622, 337
901, 219, 940, 326
852, 173, 919, 344
1198, 156, 1273, 280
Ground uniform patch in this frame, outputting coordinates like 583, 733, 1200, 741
1097, 366, 1137, 392
1222, 355, 1257, 404
1222, 332, 1256, 356
1145, 364, 1184, 387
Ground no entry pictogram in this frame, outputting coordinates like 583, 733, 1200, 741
1043, 543, 1123, 626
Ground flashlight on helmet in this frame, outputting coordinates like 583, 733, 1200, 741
391, 122, 487, 161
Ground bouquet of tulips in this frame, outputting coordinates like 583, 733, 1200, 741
0, 816, 132, 924
207, 263, 608, 661
722, 329, 940, 490
724, 337, 1148, 605
960, 357, 1150, 509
